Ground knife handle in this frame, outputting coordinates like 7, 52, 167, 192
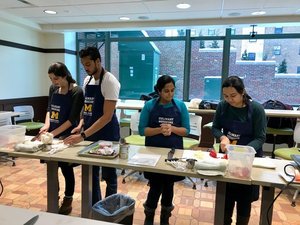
167, 147, 175, 160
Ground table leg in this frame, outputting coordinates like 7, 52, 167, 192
81, 164, 93, 218
214, 181, 226, 225
259, 186, 275, 225
46, 161, 59, 213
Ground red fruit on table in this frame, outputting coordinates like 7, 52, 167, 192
222, 154, 228, 159
209, 150, 217, 158
242, 167, 250, 177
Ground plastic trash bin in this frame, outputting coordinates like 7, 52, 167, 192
92, 193, 135, 225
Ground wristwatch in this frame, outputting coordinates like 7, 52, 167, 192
80, 131, 86, 139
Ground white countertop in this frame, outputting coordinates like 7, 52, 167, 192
0, 205, 117, 225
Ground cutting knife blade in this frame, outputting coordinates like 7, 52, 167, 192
165, 148, 175, 162
31, 133, 41, 142
58, 133, 71, 140
23, 215, 39, 225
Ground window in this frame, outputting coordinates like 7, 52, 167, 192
231, 37, 300, 105
165, 29, 179, 37
111, 39, 185, 99
208, 29, 216, 36
273, 46, 281, 55
77, 27, 300, 106
274, 27, 283, 34
248, 52, 256, 60
190, 40, 223, 100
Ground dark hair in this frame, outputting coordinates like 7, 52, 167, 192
48, 62, 75, 83
222, 76, 251, 104
156, 75, 175, 92
79, 46, 101, 62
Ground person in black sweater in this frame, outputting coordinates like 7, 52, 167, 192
212, 76, 266, 225
40, 62, 84, 215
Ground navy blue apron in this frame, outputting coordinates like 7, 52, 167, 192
145, 99, 183, 149
220, 102, 261, 201
83, 69, 120, 142
49, 88, 78, 167
144, 98, 184, 182
83, 69, 120, 203
49, 89, 75, 137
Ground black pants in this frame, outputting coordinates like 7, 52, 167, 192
92, 166, 118, 205
144, 172, 182, 209
58, 162, 77, 197
224, 183, 259, 219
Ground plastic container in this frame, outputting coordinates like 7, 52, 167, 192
0, 125, 26, 148
226, 144, 256, 179
92, 193, 135, 225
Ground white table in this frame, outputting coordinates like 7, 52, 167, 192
1, 143, 294, 225
0, 204, 117, 225
116, 99, 300, 117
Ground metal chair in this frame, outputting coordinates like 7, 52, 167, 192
181, 114, 202, 189
202, 121, 216, 187
274, 120, 300, 206
266, 127, 294, 158
13, 105, 44, 133
122, 112, 145, 183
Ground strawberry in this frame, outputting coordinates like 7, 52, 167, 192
242, 167, 250, 178
209, 149, 217, 158
222, 154, 228, 159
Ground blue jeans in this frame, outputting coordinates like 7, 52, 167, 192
92, 166, 117, 205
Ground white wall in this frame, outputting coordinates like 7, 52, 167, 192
0, 19, 77, 100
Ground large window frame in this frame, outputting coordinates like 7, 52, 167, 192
76, 29, 300, 104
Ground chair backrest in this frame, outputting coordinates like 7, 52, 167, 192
130, 112, 140, 134
189, 114, 202, 142
0, 117, 12, 126
13, 105, 34, 123
293, 120, 300, 144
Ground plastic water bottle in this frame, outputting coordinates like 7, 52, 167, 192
119, 138, 129, 159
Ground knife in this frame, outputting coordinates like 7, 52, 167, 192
23, 215, 39, 225
165, 148, 175, 162
58, 133, 71, 140
31, 133, 41, 142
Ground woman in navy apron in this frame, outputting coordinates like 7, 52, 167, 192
40, 62, 84, 215
139, 75, 190, 225
64, 47, 120, 205
212, 76, 267, 225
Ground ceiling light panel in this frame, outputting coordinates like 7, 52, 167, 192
5, 5, 84, 18
143, 0, 221, 12
176, 4, 191, 9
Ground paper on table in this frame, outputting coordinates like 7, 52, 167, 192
128, 153, 161, 167
253, 157, 276, 169
182, 150, 206, 160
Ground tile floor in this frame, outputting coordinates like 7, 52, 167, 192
0, 157, 299, 225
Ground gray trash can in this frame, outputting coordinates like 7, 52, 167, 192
92, 193, 135, 225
